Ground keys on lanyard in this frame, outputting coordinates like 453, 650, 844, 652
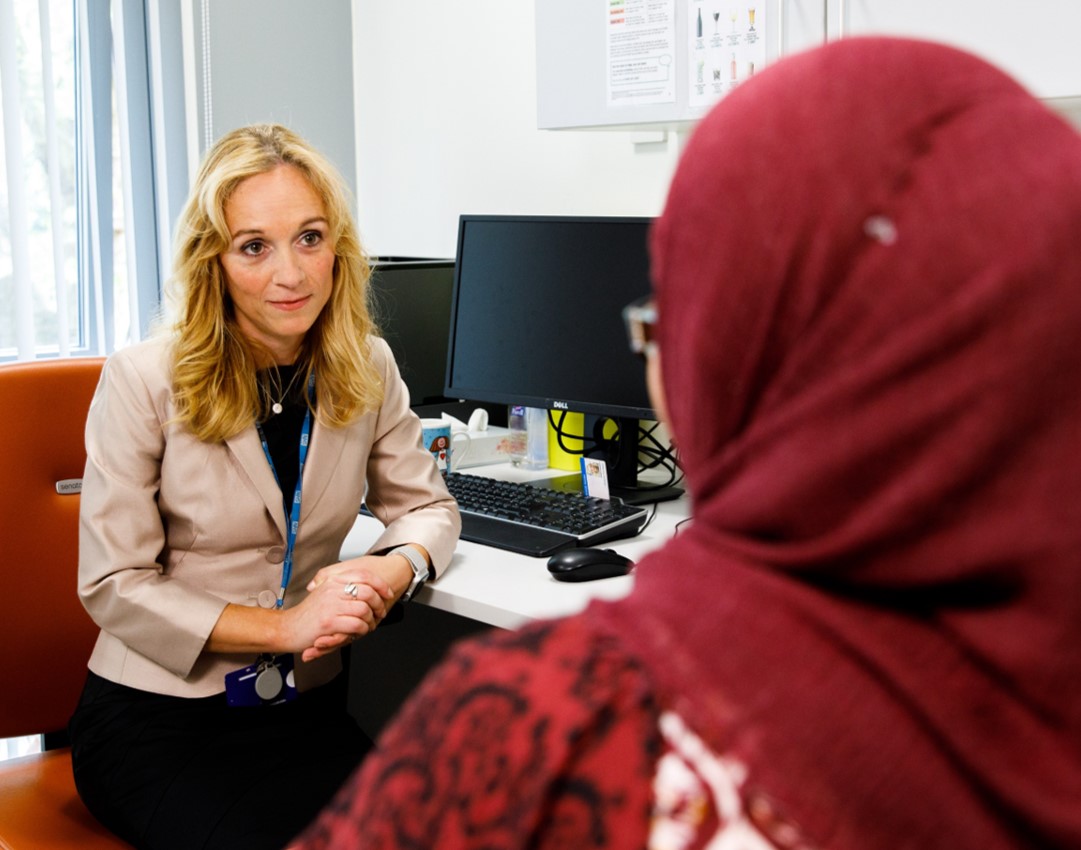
255, 372, 316, 608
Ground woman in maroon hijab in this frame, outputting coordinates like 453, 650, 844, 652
294, 37, 1081, 849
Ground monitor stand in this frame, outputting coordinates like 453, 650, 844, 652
533, 416, 683, 506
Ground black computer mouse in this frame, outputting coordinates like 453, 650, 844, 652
547, 547, 634, 582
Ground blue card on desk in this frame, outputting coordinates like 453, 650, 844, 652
581, 457, 610, 499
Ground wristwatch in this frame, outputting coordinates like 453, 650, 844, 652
390, 545, 431, 602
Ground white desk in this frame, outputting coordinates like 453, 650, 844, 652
341, 464, 689, 630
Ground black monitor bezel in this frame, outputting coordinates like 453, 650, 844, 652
442, 214, 656, 421
369, 257, 456, 407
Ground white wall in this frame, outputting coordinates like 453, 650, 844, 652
350, 0, 682, 259
194, 0, 357, 194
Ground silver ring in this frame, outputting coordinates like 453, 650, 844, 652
343, 583, 359, 598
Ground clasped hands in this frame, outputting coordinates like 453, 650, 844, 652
289, 555, 399, 662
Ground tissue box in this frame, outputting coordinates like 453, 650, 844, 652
455, 426, 513, 469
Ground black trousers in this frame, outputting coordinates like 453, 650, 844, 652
69, 670, 372, 850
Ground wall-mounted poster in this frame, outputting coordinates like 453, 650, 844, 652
606, 0, 678, 108
687, 0, 765, 109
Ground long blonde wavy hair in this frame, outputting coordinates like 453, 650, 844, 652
165, 124, 384, 442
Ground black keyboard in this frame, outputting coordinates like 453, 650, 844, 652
444, 472, 649, 557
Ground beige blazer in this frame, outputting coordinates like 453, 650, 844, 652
78, 335, 461, 698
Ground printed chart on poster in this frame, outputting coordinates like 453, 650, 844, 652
606, 0, 677, 108
688, 0, 765, 109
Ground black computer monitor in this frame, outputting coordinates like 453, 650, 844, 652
368, 258, 455, 406
444, 215, 680, 503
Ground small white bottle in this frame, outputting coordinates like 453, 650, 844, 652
523, 407, 549, 470
508, 405, 528, 466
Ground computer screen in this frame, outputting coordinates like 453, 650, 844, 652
368, 258, 455, 406
444, 215, 675, 500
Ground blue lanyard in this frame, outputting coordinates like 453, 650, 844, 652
255, 372, 315, 608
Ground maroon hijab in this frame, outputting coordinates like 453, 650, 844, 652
597, 38, 1081, 848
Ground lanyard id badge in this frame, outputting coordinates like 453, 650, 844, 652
225, 653, 298, 706
256, 371, 315, 609
226, 373, 315, 706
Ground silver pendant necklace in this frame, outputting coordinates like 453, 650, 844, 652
265, 366, 304, 416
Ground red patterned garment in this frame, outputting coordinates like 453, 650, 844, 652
292, 616, 795, 850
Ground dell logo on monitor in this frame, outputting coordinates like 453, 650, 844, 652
553, 400, 569, 410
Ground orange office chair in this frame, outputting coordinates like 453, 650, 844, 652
0, 357, 131, 848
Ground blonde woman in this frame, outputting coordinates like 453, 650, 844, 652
69, 124, 460, 849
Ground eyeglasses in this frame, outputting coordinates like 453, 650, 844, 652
622, 296, 657, 360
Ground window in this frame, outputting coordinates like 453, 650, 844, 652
0, 0, 78, 357
0, 0, 188, 761
1, 0, 187, 362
